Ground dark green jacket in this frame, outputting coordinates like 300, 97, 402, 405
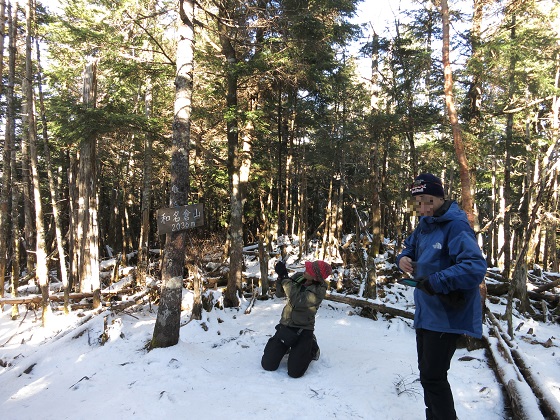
275, 273, 327, 330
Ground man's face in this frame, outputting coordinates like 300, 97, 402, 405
412, 194, 444, 217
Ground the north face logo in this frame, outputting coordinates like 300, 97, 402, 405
433, 242, 442, 249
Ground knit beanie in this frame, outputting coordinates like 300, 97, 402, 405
410, 173, 445, 197
305, 260, 332, 281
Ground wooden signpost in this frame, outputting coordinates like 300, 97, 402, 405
156, 203, 204, 235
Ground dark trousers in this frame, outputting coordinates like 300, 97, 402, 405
261, 327, 317, 378
416, 328, 460, 420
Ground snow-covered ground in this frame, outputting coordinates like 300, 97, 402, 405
0, 295, 505, 420
0, 254, 558, 420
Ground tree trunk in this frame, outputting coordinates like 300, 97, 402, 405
10, 183, 20, 321
277, 87, 288, 237
77, 57, 101, 310
544, 175, 558, 271
258, 235, 269, 297
440, 0, 476, 226
467, 0, 483, 124
5, 3, 17, 315
0, 0, 5, 97
218, 1, 245, 308
547, 48, 560, 272
34, 33, 70, 314
137, 56, 154, 287
321, 178, 334, 259
188, 264, 203, 320
25, 0, 50, 325
504, 14, 518, 334
68, 153, 79, 292
284, 91, 293, 237
151, 0, 194, 348
364, 251, 378, 299
21, 93, 34, 277
503, 14, 517, 282
0, 1, 13, 300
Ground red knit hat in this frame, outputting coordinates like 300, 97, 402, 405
305, 260, 332, 281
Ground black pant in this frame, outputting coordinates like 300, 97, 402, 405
416, 328, 460, 420
261, 327, 317, 378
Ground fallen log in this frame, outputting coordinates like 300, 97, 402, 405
511, 347, 560, 420
485, 309, 551, 420
0, 294, 95, 305
533, 277, 560, 294
105, 289, 152, 312
486, 271, 506, 281
0, 287, 150, 306
527, 291, 559, 305
487, 282, 509, 296
324, 292, 414, 320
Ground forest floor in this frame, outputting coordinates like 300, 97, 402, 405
0, 249, 559, 419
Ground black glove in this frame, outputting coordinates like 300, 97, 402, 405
275, 261, 289, 278
416, 278, 435, 296
399, 275, 464, 308
438, 290, 466, 309
418, 278, 465, 309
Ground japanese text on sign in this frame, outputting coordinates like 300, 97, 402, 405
156, 203, 204, 235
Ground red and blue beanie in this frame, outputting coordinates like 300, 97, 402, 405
305, 260, 332, 281
410, 173, 445, 197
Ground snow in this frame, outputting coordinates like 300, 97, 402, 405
0, 255, 559, 420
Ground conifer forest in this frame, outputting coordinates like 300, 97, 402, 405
0, 0, 559, 354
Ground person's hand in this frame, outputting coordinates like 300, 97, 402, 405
399, 256, 415, 274
275, 260, 289, 278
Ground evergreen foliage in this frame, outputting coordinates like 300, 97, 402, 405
0, 0, 558, 313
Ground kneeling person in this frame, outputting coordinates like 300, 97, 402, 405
261, 260, 332, 378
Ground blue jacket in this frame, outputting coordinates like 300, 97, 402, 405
396, 201, 487, 338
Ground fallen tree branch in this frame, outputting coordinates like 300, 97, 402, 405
244, 289, 258, 315
324, 292, 414, 320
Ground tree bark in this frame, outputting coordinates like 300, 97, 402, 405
440, 0, 476, 227
0, 0, 12, 300
77, 57, 101, 309
35, 37, 70, 313
68, 153, 79, 292
321, 178, 334, 260
188, 264, 203, 320
504, 15, 517, 335
277, 87, 287, 237
6, 3, 17, 317
21, 86, 34, 277
298, 167, 308, 258
218, 0, 245, 308
369, 36, 382, 256
151, 0, 194, 348
258, 235, 269, 297
0, 0, 5, 97
25, 0, 51, 325
137, 26, 155, 287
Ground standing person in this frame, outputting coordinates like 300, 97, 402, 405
261, 259, 332, 378
396, 173, 487, 420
